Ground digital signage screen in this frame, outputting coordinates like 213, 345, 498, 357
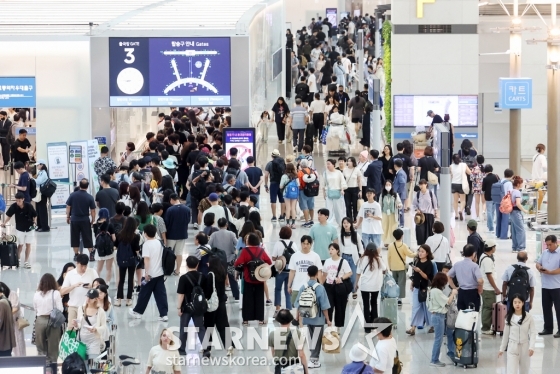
109, 37, 231, 107
223, 128, 255, 171
0, 77, 36, 107
393, 95, 478, 127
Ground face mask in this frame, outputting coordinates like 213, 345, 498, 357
385, 186, 391, 191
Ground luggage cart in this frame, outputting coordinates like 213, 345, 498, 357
533, 225, 560, 262
524, 187, 548, 230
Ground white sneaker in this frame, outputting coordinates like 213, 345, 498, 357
481, 330, 494, 335
128, 308, 142, 319
193, 223, 199, 230
158, 316, 169, 322
308, 360, 321, 369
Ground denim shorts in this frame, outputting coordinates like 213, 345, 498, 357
269, 183, 285, 204
298, 190, 315, 210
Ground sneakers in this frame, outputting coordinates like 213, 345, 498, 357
114, 299, 121, 307
308, 360, 321, 368
398, 300, 403, 307
158, 316, 169, 322
89, 250, 96, 262
273, 310, 279, 318
266, 299, 273, 306
302, 221, 313, 228
482, 330, 494, 335
279, 215, 286, 222
73, 254, 78, 262
271, 217, 278, 223
128, 308, 141, 319
430, 361, 446, 367
193, 223, 199, 230
24, 262, 31, 269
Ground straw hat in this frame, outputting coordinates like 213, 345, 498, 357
274, 256, 287, 273
254, 264, 272, 282
414, 211, 425, 225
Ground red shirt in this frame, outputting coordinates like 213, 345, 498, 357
233, 246, 272, 284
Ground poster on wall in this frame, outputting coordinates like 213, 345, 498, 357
69, 145, 82, 164
46, 142, 70, 214
223, 128, 255, 171
87, 139, 101, 192
69, 141, 89, 183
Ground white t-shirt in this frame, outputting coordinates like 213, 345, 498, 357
450, 163, 466, 184
147, 345, 180, 374
369, 337, 397, 373
143, 238, 164, 278
272, 240, 300, 259
479, 253, 496, 292
424, 234, 450, 264
62, 268, 100, 307
358, 201, 383, 234
309, 100, 326, 115
289, 250, 322, 290
323, 258, 352, 284
356, 257, 387, 292
308, 74, 317, 92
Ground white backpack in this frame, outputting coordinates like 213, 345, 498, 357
299, 283, 320, 318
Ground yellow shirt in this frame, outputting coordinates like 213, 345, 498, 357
387, 242, 415, 271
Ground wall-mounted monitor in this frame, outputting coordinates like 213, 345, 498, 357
109, 37, 231, 107
272, 48, 282, 81
393, 95, 478, 127
0, 77, 36, 107
223, 128, 255, 171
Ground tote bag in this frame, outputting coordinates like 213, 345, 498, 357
461, 164, 470, 195
58, 329, 88, 360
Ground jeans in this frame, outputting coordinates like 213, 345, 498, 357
133, 275, 168, 317
399, 207, 404, 227
307, 325, 324, 360
486, 201, 494, 232
510, 210, 526, 251
190, 195, 199, 224
362, 233, 381, 248
495, 203, 510, 239
446, 326, 456, 357
117, 265, 136, 300
431, 312, 446, 363
274, 272, 292, 309
292, 128, 305, 152
342, 253, 357, 288
227, 272, 240, 300
179, 312, 206, 354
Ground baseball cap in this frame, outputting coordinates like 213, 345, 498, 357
271, 149, 281, 157
427, 110, 434, 117
467, 219, 478, 229
36, 159, 47, 165
485, 239, 497, 249
86, 289, 99, 299
208, 193, 219, 202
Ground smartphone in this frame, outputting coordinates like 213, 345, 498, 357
540, 268, 547, 272
82, 283, 90, 288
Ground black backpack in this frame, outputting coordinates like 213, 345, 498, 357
303, 170, 320, 197
209, 247, 228, 271
247, 248, 265, 282
184, 274, 208, 316
280, 240, 295, 268
94, 231, 114, 257
29, 178, 37, 198
270, 158, 286, 183
472, 234, 486, 264
109, 216, 124, 235
162, 244, 176, 276
116, 241, 137, 268
507, 264, 530, 301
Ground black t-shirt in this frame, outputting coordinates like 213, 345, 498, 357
93, 220, 116, 236
177, 271, 211, 304
412, 259, 434, 289
187, 150, 201, 168
114, 233, 141, 254
431, 115, 444, 125
6, 202, 36, 232
418, 156, 440, 181
13, 138, 31, 163
391, 153, 412, 182
95, 188, 120, 217
66, 190, 96, 222
245, 166, 263, 195
482, 173, 500, 202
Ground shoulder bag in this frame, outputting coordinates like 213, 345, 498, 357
48, 291, 66, 329
324, 171, 341, 200
334, 258, 353, 297
207, 272, 219, 312
461, 163, 470, 195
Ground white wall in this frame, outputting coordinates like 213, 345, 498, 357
285, 0, 339, 30
0, 39, 92, 161
479, 16, 548, 160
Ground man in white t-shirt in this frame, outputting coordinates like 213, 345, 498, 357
307, 69, 318, 105
356, 188, 383, 248
60, 253, 99, 329
129, 224, 169, 321
288, 235, 322, 309
308, 93, 326, 142
479, 240, 501, 335
369, 317, 397, 373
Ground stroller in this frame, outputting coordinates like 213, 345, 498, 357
322, 112, 351, 157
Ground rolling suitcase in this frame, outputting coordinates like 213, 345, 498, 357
380, 297, 398, 328
401, 227, 411, 248
453, 328, 478, 368
0, 242, 18, 268
492, 301, 507, 335
304, 124, 314, 152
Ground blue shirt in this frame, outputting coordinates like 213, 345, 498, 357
18, 171, 31, 203
245, 166, 263, 195
164, 204, 191, 240
309, 223, 338, 260
448, 258, 483, 290
537, 249, 560, 289
341, 362, 374, 374
295, 280, 330, 326
393, 169, 407, 201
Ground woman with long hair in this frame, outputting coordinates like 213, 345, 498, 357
204, 257, 235, 356
57, 262, 75, 322
458, 139, 477, 216
532, 143, 547, 180
279, 163, 300, 228
96, 284, 115, 354
150, 166, 163, 203
71, 288, 107, 359
322, 243, 353, 329
418, 146, 440, 198
0, 282, 24, 357
147, 329, 181, 374
324, 159, 347, 226
498, 294, 537, 374
340, 217, 363, 299
248, 211, 264, 238
257, 111, 273, 143
320, 60, 333, 93
427, 273, 457, 367
33, 274, 63, 370
128, 185, 141, 214
378, 145, 393, 182
381, 180, 402, 246
450, 153, 471, 220
115, 217, 141, 307
470, 154, 485, 220
271, 97, 290, 144
406, 244, 435, 336
33, 160, 50, 231
93, 208, 116, 283
135, 201, 155, 232
356, 243, 386, 328
343, 157, 362, 221
511, 176, 528, 252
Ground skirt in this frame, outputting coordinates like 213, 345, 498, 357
411, 287, 431, 327
381, 213, 398, 245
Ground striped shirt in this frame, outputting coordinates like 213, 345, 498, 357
413, 189, 438, 215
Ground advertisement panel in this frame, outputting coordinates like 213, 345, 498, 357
0, 77, 36, 107
46, 142, 70, 214
223, 128, 256, 171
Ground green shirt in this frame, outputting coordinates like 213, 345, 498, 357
268, 329, 301, 363
310, 223, 339, 260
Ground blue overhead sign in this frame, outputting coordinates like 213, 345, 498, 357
499, 78, 532, 109
0, 77, 36, 107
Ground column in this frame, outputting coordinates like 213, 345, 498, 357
547, 43, 560, 224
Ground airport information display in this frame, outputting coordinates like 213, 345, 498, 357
393, 95, 478, 127
223, 128, 255, 171
109, 37, 231, 107
0, 77, 36, 107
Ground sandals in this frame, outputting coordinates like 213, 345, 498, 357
259, 321, 267, 326
172, 271, 180, 276
406, 328, 416, 336
114, 299, 121, 307
428, 326, 435, 333
459, 212, 464, 221
242, 321, 249, 326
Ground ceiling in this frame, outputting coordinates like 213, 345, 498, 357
0, 0, 265, 35
480, 3, 560, 16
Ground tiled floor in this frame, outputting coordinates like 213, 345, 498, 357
0, 132, 557, 374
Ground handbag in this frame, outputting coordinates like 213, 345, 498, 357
461, 164, 470, 194
454, 303, 479, 331
418, 287, 428, 303
17, 316, 30, 330
427, 170, 438, 185
334, 258, 353, 297
58, 329, 88, 360
207, 272, 219, 312
321, 125, 329, 145
325, 171, 342, 200
357, 198, 364, 212
32, 189, 42, 203
40, 178, 58, 198
48, 291, 66, 329
446, 298, 459, 328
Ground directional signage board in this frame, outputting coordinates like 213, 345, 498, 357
499, 78, 532, 109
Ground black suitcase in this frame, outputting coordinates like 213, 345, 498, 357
0, 242, 18, 268
453, 328, 478, 368
304, 124, 314, 151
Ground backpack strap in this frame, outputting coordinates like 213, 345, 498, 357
280, 240, 294, 254
393, 242, 407, 267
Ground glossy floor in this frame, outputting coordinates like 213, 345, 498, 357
0, 135, 556, 374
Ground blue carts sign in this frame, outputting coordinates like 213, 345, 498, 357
499, 78, 532, 109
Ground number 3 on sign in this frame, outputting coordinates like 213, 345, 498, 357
124, 48, 135, 64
